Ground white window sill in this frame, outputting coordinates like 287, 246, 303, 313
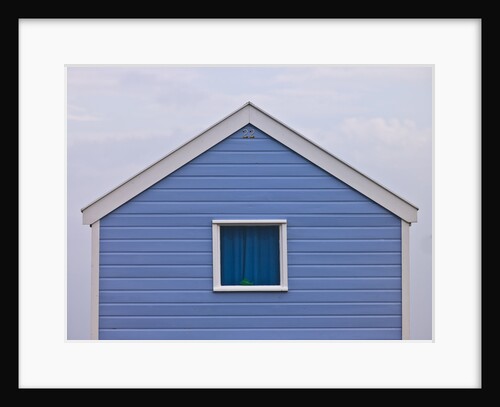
213, 285, 288, 292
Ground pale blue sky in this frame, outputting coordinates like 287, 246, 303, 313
67, 65, 432, 339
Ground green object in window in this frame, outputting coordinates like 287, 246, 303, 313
240, 278, 254, 286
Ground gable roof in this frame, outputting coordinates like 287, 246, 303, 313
82, 102, 418, 225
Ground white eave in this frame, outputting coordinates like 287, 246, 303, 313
81, 102, 418, 225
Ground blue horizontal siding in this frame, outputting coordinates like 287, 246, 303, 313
99, 328, 402, 340
101, 214, 400, 227
112, 201, 387, 215
100, 265, 401, 278
288, 227, 401, 239
100, 239, 400, 253
99, 125, 402, 340
172, 163, 325, 177
100, 252, 400, 265
210, 138, 292, 152
100, 290, 402, 303
100, 226, 401, 240
193, 151, 307, 164
100, 277, 401, 290
100, 302, 402, 316
289, 253, 401, 265
100, 315, 401, 329
151, 176, 347, 189
100, 240, 212, 253
135, 188, 365, 202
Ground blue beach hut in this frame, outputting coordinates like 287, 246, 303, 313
82, 102, 418, 340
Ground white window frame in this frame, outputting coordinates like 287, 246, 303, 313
212, 219, 288, 292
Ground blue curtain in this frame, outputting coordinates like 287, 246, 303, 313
220, 226, 280, 286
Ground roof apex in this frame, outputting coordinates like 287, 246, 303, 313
82, 102, 418, 225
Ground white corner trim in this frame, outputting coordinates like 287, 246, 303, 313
212, 220, 288, 292
401, 220, 410, 340
82, 102, 418, 225
90, 220, 100, 340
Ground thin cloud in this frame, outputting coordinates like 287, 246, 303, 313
66, 68, 120, 87
68, 113, 101, 122
340, 117, 429, 147
67, 66, 201, 89
67, 104, 102, 122
274, 66, 432, 84
69, 130, 168, 144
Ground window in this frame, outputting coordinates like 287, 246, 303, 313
212, 220, 288, 291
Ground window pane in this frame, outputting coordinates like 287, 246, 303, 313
220, 226, 280, 286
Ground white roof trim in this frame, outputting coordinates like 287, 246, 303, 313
82, 102, 418, 225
